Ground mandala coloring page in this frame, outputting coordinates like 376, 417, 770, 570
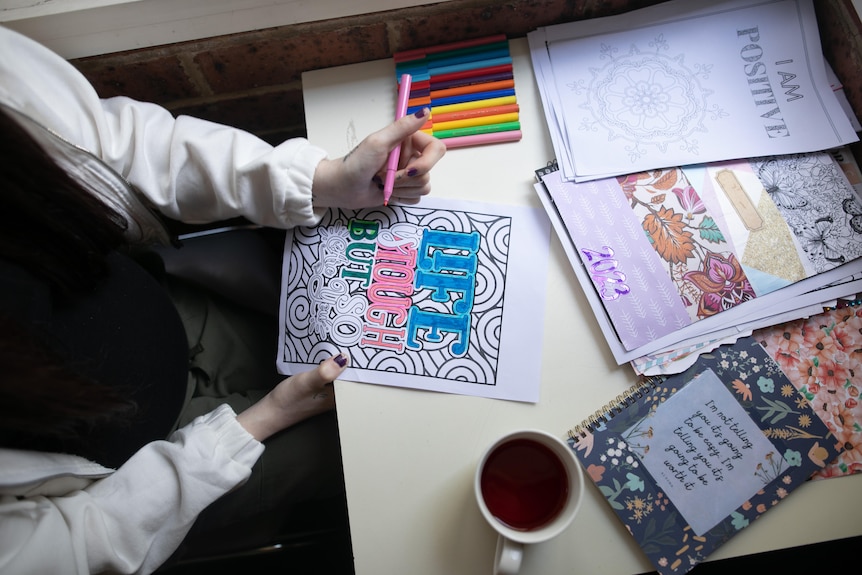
576, 36, 718, 166
540, 0, 856, 180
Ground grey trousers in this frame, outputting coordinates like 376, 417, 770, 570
164, 276, 346, 540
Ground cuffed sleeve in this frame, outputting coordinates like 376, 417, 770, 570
0, 25, 327, 230
0, 405, 264, 575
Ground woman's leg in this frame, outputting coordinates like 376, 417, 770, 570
165, 276, 346, 538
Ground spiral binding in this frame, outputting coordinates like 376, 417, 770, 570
567, 375, 664, 442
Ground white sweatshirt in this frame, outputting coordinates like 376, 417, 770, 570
0, 25, 329, 574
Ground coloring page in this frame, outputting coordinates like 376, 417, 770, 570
277, 196, 550, 402
536, 0, 856, 180
748, 152, 862, 272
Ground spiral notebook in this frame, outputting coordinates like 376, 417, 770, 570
567, 335, 842, 575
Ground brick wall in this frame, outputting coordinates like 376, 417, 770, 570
70, 0, 862, 147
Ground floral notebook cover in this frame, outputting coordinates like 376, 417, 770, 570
568, 336, 842, 575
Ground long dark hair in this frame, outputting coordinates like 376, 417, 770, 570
0, 106, 137, 456
0, 107, 128, 293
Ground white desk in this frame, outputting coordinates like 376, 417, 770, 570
302, 38, 862, 575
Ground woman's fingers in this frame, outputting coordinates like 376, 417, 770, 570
383, 130, 445, 204
312, 106, 445, 209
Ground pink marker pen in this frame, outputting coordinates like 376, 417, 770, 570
383, 73, 413, 206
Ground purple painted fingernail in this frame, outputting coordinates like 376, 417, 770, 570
414, 107, 428, 119
407, 168, 418, 177
372, 174, 382, 185
334, 353, 348, 367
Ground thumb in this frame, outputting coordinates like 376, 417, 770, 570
314, 352, 351, 384
380, 107, 430, 148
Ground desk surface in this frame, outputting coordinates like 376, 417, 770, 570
302, 38, 862, 575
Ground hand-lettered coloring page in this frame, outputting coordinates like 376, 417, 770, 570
538, 0, 857, 181
276, 197, 550, 403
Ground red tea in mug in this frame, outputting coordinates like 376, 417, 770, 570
479, 438, 569, 531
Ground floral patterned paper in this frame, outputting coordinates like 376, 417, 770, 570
755, 305, 862, 479
568, 336, 841, 575
618, 168, 755, 321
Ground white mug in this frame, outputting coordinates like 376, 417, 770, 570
474, 429, 584, 575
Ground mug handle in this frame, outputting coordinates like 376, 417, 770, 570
494, 535, 523, 575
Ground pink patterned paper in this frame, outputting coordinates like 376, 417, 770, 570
755, 305, 862, 479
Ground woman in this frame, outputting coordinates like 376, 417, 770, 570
0, 25, 445, 574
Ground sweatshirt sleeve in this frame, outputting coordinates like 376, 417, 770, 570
0, 25, 328, 229
0, 405, 264, 575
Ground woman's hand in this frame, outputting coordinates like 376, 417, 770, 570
311, 108, 446, 209
236, 353, 349, 441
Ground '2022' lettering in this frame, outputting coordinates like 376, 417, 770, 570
580, 246, 630, 301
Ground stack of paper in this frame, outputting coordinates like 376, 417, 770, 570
528, 0, 857, 182
528, 0, 862, 374
535, 151, 862, 371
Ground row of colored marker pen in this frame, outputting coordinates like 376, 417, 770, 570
393, 34, 522, 148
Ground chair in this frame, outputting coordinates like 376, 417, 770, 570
158, 496, 354, 574
153, 223, 283, 318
